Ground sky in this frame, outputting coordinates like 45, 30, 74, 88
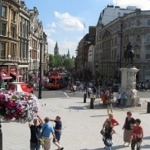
24, 0, 150, 57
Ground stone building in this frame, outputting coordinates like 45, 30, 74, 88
0, 0, 21, 84
28, 7, 46, 77
18, 1, 30, 81
76, 26, 96, 72
95, 6, 150, 82
0, 0, 49, 86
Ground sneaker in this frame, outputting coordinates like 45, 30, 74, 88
60, 147, 64, 150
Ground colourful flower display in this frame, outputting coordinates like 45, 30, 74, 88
0, 90, 39, 122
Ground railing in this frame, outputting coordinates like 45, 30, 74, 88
0, 57, 29, 63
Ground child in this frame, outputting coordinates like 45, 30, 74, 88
102, 120, 115, 150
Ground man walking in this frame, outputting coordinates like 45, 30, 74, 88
42, 117, 63, 150
29, 115, 43, 150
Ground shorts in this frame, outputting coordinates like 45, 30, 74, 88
53, 131, 61, 142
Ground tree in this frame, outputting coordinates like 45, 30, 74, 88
48, 54, 75, 69
49, 54, 55, 67
63, 58, 75, 69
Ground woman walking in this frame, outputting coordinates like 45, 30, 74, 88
122, 111, 135, 146
102, 120, 115, 150
102, 113, 119, 130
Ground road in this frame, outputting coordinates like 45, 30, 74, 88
34, 89, 150, 99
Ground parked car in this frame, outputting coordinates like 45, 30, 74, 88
8, 82, 34, 93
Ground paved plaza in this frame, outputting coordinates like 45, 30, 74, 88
2, 95, 150, 150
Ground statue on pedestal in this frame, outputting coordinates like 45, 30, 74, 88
124, 42, 135, 67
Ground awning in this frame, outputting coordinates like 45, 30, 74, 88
10, 71, 22, 78
0, 72, 12, 80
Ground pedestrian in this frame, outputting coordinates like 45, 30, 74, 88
116, 91, 122, 107
103, 113, 119, 128
88, 87, 92, 98
41, 117, 57, 150
121, 91, 128, 108
102, 120, 115, 150
130, 89, 136, 107
100, 90, 107, 105
50, 116, 64, 150
105, 90, 113, 114
131, 119, 143, 150
122, 111, 135, 146
29, 115, 43, 150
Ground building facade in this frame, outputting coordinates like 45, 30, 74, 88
0, 0, 49, 87
0, 0, 21, 84
95, 7, 150, 82
19, 1, 30, 81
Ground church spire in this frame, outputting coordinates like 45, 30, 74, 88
54, 42, 59, 56
67, 49, 70, 58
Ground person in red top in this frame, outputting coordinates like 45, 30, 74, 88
103, 113, 119, 128
131, 119, 143, 150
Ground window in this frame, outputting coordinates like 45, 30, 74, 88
145, 45, 150, 59
11, 26, 15, 38
145, 54, 150, 59
2, 6, 7, 17
147, 20, 150, 26
1, 23, 6, 36
1, 43, 6, 59
11, 44, 15, 59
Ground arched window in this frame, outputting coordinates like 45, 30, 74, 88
145, 45, 150, 59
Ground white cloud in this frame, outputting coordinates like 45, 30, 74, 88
59, 40, 77, 56
44, 29, 55, 37
47, 22, 56, 28
47, 38, 56, 54
113, 0, 150, 10
54, 11, 84, 31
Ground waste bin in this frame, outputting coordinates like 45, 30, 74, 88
90, 98, 94, 109
147, 102, 150, 113
83, 94, 87, 103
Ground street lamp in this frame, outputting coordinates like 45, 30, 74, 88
38, 38, 43, 99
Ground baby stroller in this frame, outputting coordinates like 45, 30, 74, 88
101, 129, 113, 150
103, 137, 113, 150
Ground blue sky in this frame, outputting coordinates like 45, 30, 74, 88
24, 0, 150, 56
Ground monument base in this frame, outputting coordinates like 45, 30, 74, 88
119, 67, 140, 107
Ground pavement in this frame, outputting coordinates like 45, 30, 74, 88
2, 93, 150, 150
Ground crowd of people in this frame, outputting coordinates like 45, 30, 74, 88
101, 112, 144, 150
29, 115, 64, 150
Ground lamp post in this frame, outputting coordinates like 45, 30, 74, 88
38, 39, 42, 99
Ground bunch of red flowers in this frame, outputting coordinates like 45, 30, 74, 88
0, 90, 39, 122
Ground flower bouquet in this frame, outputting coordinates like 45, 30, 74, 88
0, 90, 39, 123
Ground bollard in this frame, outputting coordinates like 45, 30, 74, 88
83, 94, 87, 103
90, 98, 94, 109
147, 102, 150, 113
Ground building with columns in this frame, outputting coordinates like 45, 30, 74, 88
18, 1, 30, 81
0, 0, 49, 87
0, 0, 21, 84
95, 6, 150, 82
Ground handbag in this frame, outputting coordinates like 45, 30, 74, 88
100, 129, 105, 135
136, 137, 142, 142
37, 125, 48, 146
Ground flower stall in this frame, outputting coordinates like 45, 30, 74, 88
0, 90, 39, 122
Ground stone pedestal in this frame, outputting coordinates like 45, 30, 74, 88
120, 67, 140, 106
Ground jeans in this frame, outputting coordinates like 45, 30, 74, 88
30, 142, 40, 150
131, 140, 141, 150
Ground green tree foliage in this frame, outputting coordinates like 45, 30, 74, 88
63, 58, 75, 69
48, 54, 75, 69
